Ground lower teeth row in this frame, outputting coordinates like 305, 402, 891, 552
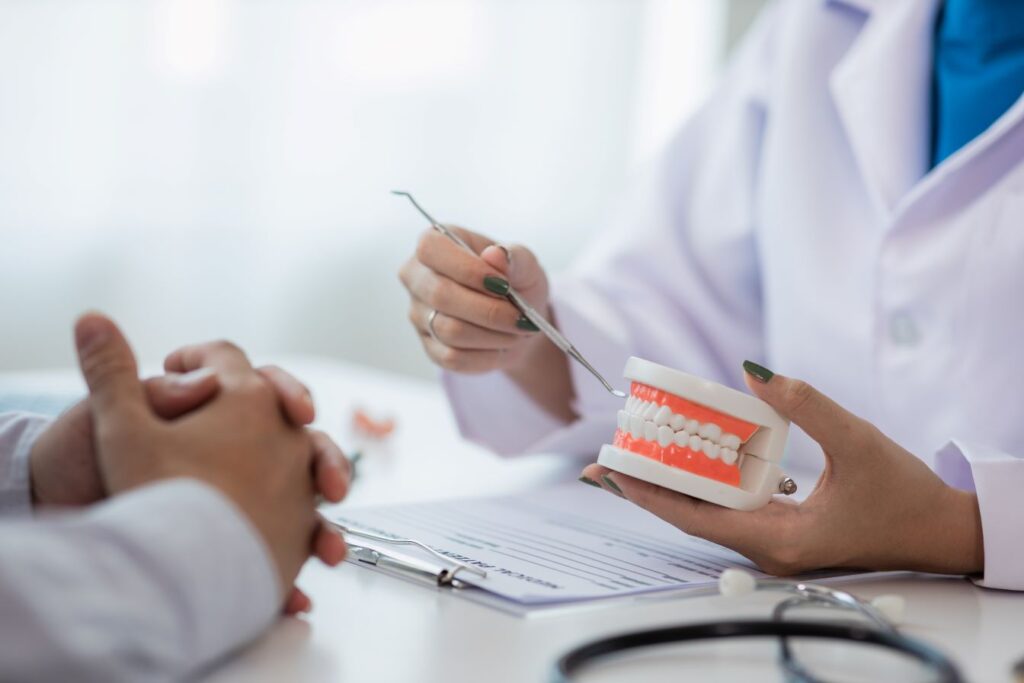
617, 410, 739, 465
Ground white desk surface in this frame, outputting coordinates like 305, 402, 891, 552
3, 357, 1022, 682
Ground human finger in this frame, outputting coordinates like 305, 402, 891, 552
257, 365, 316, 426
74, 313, 149, 421
310, 430, 349, 504
581, 464, 802, 572
313, 518, 347, 567
741, 361, 870, 458
163, 339, 254, 377
143, 368, 220, 419
401, 260, 528, 334
284, 587, 312, 615
409, 300, 522, 351
415, 228, 514, 300
481, 242, 545, 293
445, 225, 498, 254
480, 244, 511, 273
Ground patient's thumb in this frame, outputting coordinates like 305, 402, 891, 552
75, 312, 147, 418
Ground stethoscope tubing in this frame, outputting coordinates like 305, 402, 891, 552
552, 619, 963, 683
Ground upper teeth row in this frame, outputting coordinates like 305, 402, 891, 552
619, 397, 742, 465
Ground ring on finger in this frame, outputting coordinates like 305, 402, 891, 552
427, 309, 441, 343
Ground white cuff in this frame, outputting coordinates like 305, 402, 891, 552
441, 367, 566, 456
0, 413, 52, 517
935, 440, 1024, 591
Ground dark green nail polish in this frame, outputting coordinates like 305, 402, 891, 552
483, 275, 510, 296
601, 475, 623, 495
743, 360, 774, 383
516, 315, 540, 332
578, 476, 602, 488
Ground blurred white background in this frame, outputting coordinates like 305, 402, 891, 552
0, 0, 759, 378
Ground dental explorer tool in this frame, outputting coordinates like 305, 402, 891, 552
392, 190, 627, 399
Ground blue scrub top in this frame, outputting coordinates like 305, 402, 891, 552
932, 0, 1024, 166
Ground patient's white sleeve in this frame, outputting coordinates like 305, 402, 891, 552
0, 412, 51, 516
442, 4, 780, 457
0, 479, 280, 682
935, 441, 1024, 591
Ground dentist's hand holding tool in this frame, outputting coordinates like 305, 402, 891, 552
399, 218, 582, 421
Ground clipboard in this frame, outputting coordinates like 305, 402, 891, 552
329, 521, 630, 618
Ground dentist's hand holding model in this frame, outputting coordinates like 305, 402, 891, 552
400, 0, 1024, 589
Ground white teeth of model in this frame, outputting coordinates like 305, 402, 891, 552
643, 402, 659, 420
698, 423, 722, 443
720, 448, 738, 465
644, 421, 658, 441
702, 440, 720, 459
721, 433, 741, 450
629, 414, 644, 439
674, 430, 690, 448
617, 410, 629, 431
625, 396, 636, 413
657, 425, 674, 447
684, 419, 700, 435
688, 434, 703, 451
653, 405, 673, 427
669, 413, 686, 431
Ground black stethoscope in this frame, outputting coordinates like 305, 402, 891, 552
552, 570, 964, 683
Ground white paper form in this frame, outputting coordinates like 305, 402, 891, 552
332, 482, 774, 605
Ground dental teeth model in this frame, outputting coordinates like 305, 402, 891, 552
598, 357, 795, 511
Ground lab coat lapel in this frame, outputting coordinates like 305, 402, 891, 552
828, 0, 941, 219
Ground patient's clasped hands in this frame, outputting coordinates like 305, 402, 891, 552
30, 313, 349, 614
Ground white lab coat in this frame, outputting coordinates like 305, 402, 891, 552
443, 0, 1024, 590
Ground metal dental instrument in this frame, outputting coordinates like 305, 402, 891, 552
392, 190, 627, 399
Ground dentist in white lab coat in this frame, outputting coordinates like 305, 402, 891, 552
399, 0, 1024, 589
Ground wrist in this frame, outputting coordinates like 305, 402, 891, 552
504, 307, 578, 423
946, 487, 984, 575
913, 485, 984, 576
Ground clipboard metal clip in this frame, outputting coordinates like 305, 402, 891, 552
330, 521, 487, 588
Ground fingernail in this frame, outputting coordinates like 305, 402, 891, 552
171, 366, 216, 386
742, 360, 774, 384
516, 315, 540, 332
601, 475, 624, 496
578, 475, 602, 488
74, 315, 109, 352
483, 275, 510, 296
496, 244, 512, 265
